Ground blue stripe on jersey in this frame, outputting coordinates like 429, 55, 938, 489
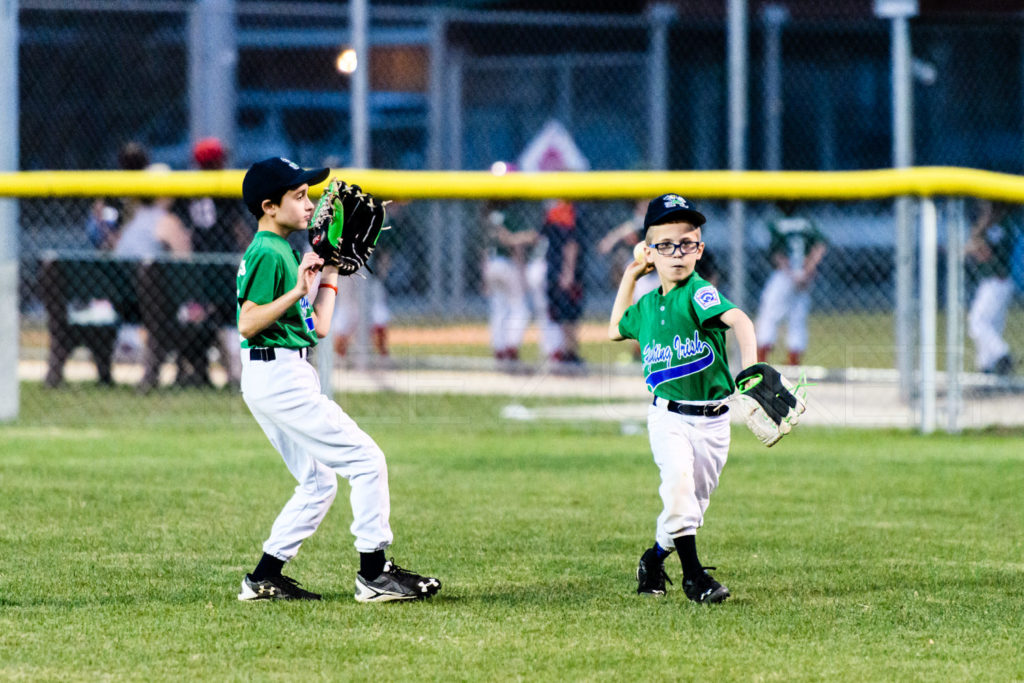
645, 345, 716, 391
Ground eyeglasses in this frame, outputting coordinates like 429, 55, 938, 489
651, 240, 702, 256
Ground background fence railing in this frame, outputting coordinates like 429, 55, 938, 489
5, 167, 1023, 433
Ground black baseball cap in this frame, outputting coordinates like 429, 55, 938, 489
643, 193, 707, 230
242, 157, 330, 218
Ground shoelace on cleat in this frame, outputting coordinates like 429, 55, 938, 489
384, 559, 421, 580
276, 575, 312, 594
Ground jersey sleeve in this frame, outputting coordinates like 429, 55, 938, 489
808, 219, 828, 248
237, 249, 283, 307
618, 302, 641, 340
692, 283, 735, 328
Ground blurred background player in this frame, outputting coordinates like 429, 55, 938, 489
966, 200, 1019, 375
177, 137, 251, 387
598, 199, 660, 302
184, 137, 251, 253
332, 200, 401, 362
481, 201, 531, 363
538, 199, 583, 366
754, 201, 827, 366
85, 141, 151, 251
113, 162, 195, 391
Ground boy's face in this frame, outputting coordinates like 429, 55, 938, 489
646, 221, 704, 284
262, 184, 315, 231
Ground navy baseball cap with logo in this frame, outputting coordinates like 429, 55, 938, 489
242, 157, 331, 217
643, 193, 707, 230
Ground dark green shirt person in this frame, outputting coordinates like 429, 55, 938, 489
236, 231, 318, 350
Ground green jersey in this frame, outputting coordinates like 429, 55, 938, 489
236, 231, 317, 349
768, 216, 826, 269
618, 274, 736, 402
972, 216, 1018, 279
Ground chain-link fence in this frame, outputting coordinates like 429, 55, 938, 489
11, 2, 1024, 429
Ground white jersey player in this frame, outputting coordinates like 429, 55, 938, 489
754, 202, 827, 366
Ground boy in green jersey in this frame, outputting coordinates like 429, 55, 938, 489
234, 157, 441, 603
609, 194, 759, 604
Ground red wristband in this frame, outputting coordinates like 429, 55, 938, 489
320, 283, 338, 294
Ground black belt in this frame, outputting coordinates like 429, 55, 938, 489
249, 347, 308, 362
653, 396, 729, 417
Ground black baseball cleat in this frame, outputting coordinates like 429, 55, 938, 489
683, 567, 730, 604
238, 573, 322, 601
354, 559, 442, 603
636, 547, 672, 596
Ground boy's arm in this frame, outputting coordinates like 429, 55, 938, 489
719, 307, 758, 369
238, 251, 324, 340
608, 258, 652, 340
309, 266, 340, 339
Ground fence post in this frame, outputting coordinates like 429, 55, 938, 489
919, 196, 937, 434
0, 0, 18, 421
945, 198, 965, 434
188, 0, 237, 151
347, 0, 372, 378
427, 14, 448, 316
646, 3, 676, 170
727, 0, 748, 308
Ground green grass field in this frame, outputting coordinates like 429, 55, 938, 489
2, 385, 1023, 681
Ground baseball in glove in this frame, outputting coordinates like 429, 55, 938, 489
307, 179, 390, 276
734, 363, 807, 447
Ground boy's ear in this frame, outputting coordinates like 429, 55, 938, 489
261, 198, 276, 216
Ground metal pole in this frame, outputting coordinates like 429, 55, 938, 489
727, 0, 748, 309
646, 3, 675, 170
351, 0, 372, 376
891, 10, 916, 404
426, 14, 447, 314
760, 4, 787, 171
945, 198, 964, 434
188, 0, 237, 151
327, 0, 371, 386
446, 48, 465, 313
919, 197, 937, 434
351, 0, 369, 170
0, 0, 19, 421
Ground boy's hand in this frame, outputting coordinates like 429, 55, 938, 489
626, 244, 654, 280
296, 251, 325, 296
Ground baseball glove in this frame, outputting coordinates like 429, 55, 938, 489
734, 363, 807, 447
308, 179, 389, 276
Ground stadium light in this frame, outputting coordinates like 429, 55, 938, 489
336, 48, 358, 74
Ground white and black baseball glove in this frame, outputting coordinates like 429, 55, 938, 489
734, 363, 807, 447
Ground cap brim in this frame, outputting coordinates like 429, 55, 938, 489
295, 167, 331, 189
645, 207, 707, 229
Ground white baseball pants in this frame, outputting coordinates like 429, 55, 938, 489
968, 276, 1014, 371
755, 269, 811, 352
331, 274, 390, 335
241, 348, 393, 558
647, 402, 731, 548
483, 256, 530, 352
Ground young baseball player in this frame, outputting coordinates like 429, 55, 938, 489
608, 193, 759, 604
754, 201, 827, 366
966, 200, 1019, 375
235, 157, 441, 602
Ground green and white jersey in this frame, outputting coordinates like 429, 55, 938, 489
973, 215, 1019, 280
236, 231, 317, 349
768, 216, 826, 270
618, 274, 736, 402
